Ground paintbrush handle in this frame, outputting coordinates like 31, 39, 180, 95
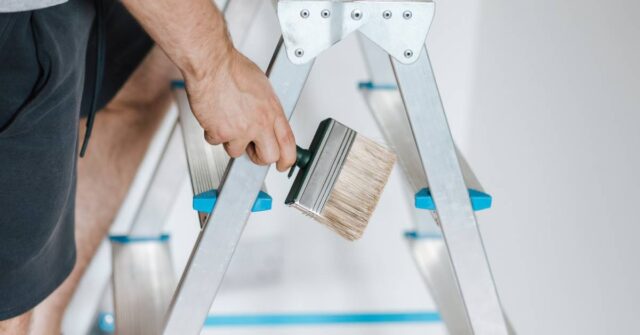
295, 145, 311, 168
288, 145, 311, 178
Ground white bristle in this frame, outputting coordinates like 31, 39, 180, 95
316, 135, 396, 240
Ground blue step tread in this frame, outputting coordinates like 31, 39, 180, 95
170, 79, 185, 89
109, 234, 170, 244
404, 230, 443, 240
98, 311, 441, 332
193, 190, 272, 213
415, 188, 492, 211
358, 80, 398, 90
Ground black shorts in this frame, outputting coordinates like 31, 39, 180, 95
0, 0, 152, 320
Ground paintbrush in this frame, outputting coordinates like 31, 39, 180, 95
286, 118, 396, 240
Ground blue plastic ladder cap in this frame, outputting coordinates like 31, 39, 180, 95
98, 312, 115, 333
108, 234, 170, 244
193, 190, 272, 213
170, 80, 185, 89
253, 191, 272, 211
415, 188, 492, 211
404, 230, 443, 240
357, 81, 398, 90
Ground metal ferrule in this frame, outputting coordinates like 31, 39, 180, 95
286, 119, 357, 215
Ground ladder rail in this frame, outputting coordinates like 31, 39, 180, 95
392, 46, 509, 334
161, 39, 314, 335
358, 33, 507, 334
129, 121, 187, 237
358, 34, 485, 194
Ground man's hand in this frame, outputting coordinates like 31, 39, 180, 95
184, 49, 296, 171
121, 0, 297, 171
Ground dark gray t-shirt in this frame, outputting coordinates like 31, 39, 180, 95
0, 0, 67, 12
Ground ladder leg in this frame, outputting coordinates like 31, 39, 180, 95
358, 34, 493, 334
161, 39, 314, 335
391, 47, 509, 335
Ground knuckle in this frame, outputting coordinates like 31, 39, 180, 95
225, 145, 243, 158
251, 154, 266, 165
257, 109, 271, 127
270, 96, 282, 110
285, 151, 296, 165
205, 132, 222, 144
279, 127, 294, 145
213, 125, 232, 142
264, 151, 279, 164
239, 122, 250, 134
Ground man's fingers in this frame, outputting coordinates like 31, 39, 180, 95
246, 143, 258, 163
274, 117, 296, 172
223, 138, 251, 158
204, 130, 224, 145
247, 132, 279, 165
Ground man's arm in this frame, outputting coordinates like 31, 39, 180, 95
121, 0, 296, 171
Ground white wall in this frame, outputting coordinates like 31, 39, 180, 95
467, 0, 640, 334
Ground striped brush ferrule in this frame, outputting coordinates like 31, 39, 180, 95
285, 118, 357, 215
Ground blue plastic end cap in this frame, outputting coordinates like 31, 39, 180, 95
415, 188, 492, 211
193, 190, 272, 213
404, 230, 443, 240
98, 312, 115, 333
357, 81, 398, 90
109, 234, 170, 244
170, 80, 185, 89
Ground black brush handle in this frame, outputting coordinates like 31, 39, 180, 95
288, 145, 312, 178
296, 146, 311, 168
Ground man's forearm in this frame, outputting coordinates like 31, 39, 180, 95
122, 0, 297, 171
122, 0, 233, 80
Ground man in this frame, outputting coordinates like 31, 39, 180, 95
0, 0, 296, 333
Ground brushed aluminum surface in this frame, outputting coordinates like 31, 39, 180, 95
278, 0, 434, 64
162, 40, 314, 335
112, 240, 176, 335
392, 47, 509, 334
293, 119, 357, 215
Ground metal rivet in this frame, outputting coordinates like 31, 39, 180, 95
403, 10, 412, 19
321, 9, 331, 18
382, 10, 392, 19
351, 9, 363, 20
295, 49, 305, 57
300, 9, 310, 18
404, 49, 414, 58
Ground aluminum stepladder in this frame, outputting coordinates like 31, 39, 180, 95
158, 0, 510, 334
67, 0, 511, 333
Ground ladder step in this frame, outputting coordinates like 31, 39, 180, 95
193, 190, 272, 213
109, 234, 171, 243
358, 80, 398, 90
110, 235, 176, 335
170, 79, 185, 89
98, 312, 115, 333
415, 188, 492, 211
98, 311, 441, 331
404, 230, 443, 240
